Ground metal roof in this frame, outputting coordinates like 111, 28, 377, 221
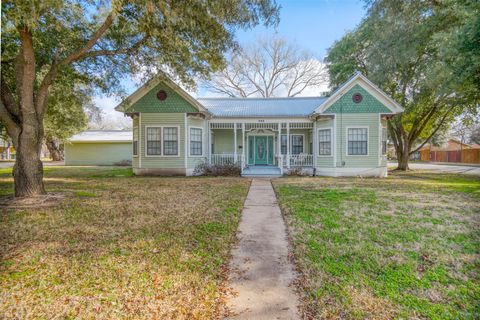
197, 97, 328, 118
69, 130, 132, 142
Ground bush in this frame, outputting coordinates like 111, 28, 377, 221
193, 161, 241, 176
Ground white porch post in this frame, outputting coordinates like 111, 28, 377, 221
313, 120, 317, 168
242, 123, 245, 168
287, 123, 290, 168
233, 123, 237, 163
277, 123, 282, 166
208, 122, 212, 164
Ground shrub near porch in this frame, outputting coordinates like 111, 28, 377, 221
0, 166, 250, 319
274, 172, 479, 319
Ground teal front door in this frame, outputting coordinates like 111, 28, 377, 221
248, 136, 274, 165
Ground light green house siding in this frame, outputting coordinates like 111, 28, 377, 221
65, 142, 132, 166
128, 82, 198, 113
139, 113, 186, 169
325, 84, 392, 114
316, 119, 334, 167
335, 113, 380, 168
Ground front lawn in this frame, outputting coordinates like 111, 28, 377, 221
0, 166, 250, 319
274, 171, 479, 319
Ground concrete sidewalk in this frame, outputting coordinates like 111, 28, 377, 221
226, 179, 299, 320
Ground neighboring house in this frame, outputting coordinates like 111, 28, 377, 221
65, 130, 132, 166
115, 72, 404, 177
419, 139, 480, 164
419, 139, 475, 152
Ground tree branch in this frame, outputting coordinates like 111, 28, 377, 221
409, 109, 454, 154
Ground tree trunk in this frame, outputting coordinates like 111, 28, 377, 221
395, 140, 411, 171
12, 125, 46, 197
397, 152, 410, 170
45, 138, 64, 161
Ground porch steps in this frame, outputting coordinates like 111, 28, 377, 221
242, 166, 282, 177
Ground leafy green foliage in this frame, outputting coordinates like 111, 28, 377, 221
326, 0, 480, 169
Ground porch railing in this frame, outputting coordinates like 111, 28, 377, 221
288, 154, 314, 167
210, 154, 244, 166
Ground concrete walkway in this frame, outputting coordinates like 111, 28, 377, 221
226, 179, 299, 320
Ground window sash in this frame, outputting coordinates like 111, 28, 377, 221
133, 141, 138, 156
133, 128, 138, 156
146, 127, 162, 155
347, 128, 368, 155
163, 127, 178, 155
281, 134, 304, 155
382, 127, 387, 155
281, 135, 287, 155
190, 128, 203, 156
291, 135, 303, 155
318, 129, 331, 156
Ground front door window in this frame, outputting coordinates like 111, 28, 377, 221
248, 136, 273, 165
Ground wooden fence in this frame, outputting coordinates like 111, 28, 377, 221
420, 149, 480, 164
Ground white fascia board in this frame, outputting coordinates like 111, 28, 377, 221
312, 72, 404, 115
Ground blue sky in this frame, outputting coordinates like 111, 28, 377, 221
236, 0, 366, 58
99, 0, 366, 124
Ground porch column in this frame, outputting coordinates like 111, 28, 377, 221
208, 122, 212, 163
277, 123, 282, 165
233, 123, 237, 163
313, 121, 317, 168
242, 123, 245, 168
287, 123, 290, 168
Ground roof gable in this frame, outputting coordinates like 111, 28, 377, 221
323, 84, 392, 114
314, 72, 403, 115
115, 76, 208, 114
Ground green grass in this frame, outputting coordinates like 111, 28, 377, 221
274, 171, 480, 320
0, 166, 250, 319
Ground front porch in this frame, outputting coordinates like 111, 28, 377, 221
207, 121, 316, 175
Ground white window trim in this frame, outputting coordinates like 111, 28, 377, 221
346, 126, 369, 157
317, 127, 333, 157
133, 127, 139, 157
188, 126, 204, 157
144, 125, 181, 157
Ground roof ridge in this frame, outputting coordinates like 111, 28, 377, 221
82, 130, 132, 132
197, 96, 327, 100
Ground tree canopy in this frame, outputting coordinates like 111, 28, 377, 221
1, 0, 280, 197
326, 0, 479, 169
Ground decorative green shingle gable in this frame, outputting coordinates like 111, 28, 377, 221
127, 82, 198, 113
324, 84, 392, 113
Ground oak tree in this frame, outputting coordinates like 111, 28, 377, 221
1, 0, 279, 196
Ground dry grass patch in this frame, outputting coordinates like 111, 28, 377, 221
274, 171, 479, 319
0, 166, 250, 319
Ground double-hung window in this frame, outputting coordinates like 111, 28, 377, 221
318, 129, 331, 156
133, 128, 138, 156
281, 134, 304, 155
190, 127, 203, 156
146, 127, 162, 155
347, 128, 368, 155
281, 135, 288, 155
291, 135, 304, 155
382, 127, 387, 155
163, 127, 178, 156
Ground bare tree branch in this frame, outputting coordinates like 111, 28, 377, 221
204, 37, 327, 97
